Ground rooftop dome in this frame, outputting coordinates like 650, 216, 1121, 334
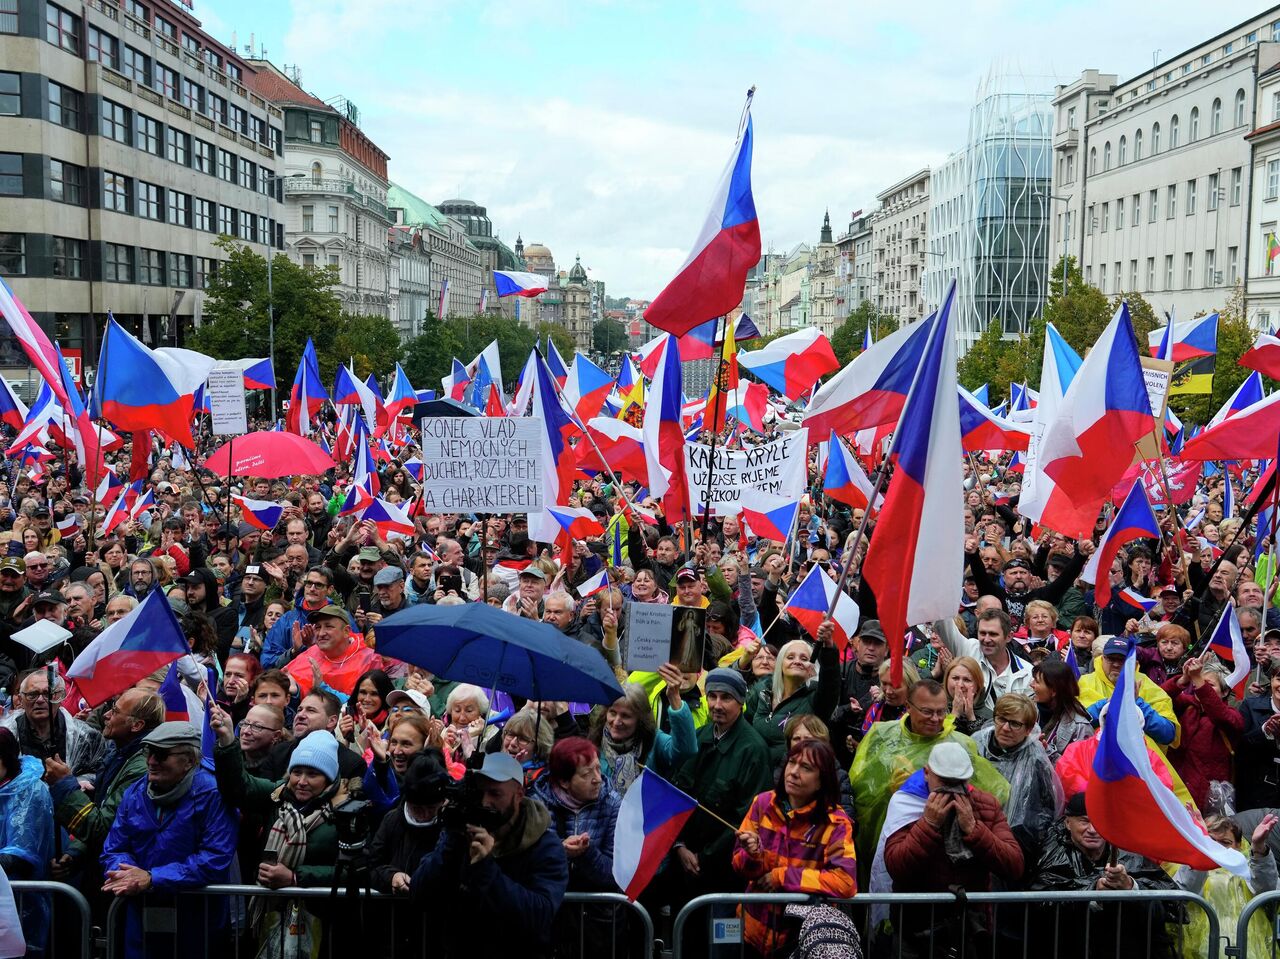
568, 256, 588, 283
524, 243, 552, 258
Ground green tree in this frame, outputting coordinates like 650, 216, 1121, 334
401, 314, 575, 394
333, 314, 403, 381
957, 321, 1015, 401
1167, 284, 1261, 424
188, 238, 344, 384
592, 317, 628, 355
829, 301, 891, 366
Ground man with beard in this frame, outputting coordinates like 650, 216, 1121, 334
965, 537, 1094, 630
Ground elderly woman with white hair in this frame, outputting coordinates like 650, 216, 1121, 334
441, 683, 495, 759
748, 623, 841, 764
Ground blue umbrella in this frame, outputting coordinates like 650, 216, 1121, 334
375, 602, 624, 706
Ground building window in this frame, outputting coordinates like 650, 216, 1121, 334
167, 189, 189, 226
1165, 183, 1176, 218
1183, 63, 1192, 75
229, 105, 247, 134
269, 127, 281, 155
328, 254, 339, 269
1118, 136, 1127, 165
1232, 167, 1243, 205
181, 79, 203, 112
1224, 42, 1233, 55
49, 159, 83, 204
0, 153, 20, 196
136, 181, 160, 220
1067, 105, 1077, 129
217, 149, 234, 182
103, 243, 132, 282
181, 32, 199, 54
1133, 128, 1143, 161
87, 26, 118, 68
1146, 257, 1155, 289
217, 205, 234, 236
134, 113, 160, 155
1152, 122, 1161, 153
302, 252, 315, 268
45, 3, 80, 53
101, 99, 129, 144
328, 205, 339, 232
1100, 263, 1107, 291
1187, 179, 1197, 214
1115, 198, 1124, 228
1235, 89, 1247, 127
0, 234, 23, 275
251, 116, 266, 144
167, 252, 191, 287
1132, 193, 1140, 226
1269, 159, 1280, 200
1184, 252, 1194, 288
0, 0, 16, 34
227, 63, 242, 83
50, 236, 83, 278
153, 15, 174, 38
197, 256, 216, 288
1229, 246, 1239, 283
1208, 172, 1219, 211
239, 210, 254, 242
203, 48, 219, 70
309, 119, 323, 143
1189, 107, 1199, 142
238, 158, 254, 190
154, 64, 177, 101
194, 198, 213, 231
302, 205, 314, 231
1103, 142, 1111, 170
1065, 153, 1074, 183
208, 94, 226, 126
165, 128, 188, 166
1130, 260, 1138, 289
1205, 250, 1217, 286
122, 46, 149, 85
1170, 114, 1180, 148
46, 81, 81, 129
193, 139, 213, 175
102, 171, 129, 212
1203, 53, 1212, 65
0, 72, 16, 116
1164, 255, 1173, 290
139, 248, 164, 285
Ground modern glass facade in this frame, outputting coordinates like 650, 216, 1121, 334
926, 72, 1055, 354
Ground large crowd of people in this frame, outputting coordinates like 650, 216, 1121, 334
0, 422, 1276, 959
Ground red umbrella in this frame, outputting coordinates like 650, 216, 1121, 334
203, 431, 333, 479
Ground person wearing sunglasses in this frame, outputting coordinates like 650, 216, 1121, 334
22, 550, 52, 592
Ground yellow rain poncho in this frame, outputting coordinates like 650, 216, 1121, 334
1177, 841, 1277, 957
1079, 657, 1182, 750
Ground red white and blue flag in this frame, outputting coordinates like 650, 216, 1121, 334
737, 327, 838, 400
863, 282, 964, 684
643, 91, 760, 336
363, 497, 415, 537
526, 353, 581, 545
493, 271, 550, 297
612, 768, 699, 900
546, 338, 571, 389
386, 363, 417, 419
564, 354, 615, 424
285, 338, 328, 436
1083, 480, 1161, 608
1208, 371, 1265, 429
1239, 332, 1280, 381
738, 489, 799, 544
784, 562, 861, 652
577, 568, 610, 599
1207, 603, 1251, 698
67, 590, 189, 707
1147, 312, 1219, 362
641, 336, 690, 523
1087, 641, 1248, 876
1180, 390, 1280, 462
233, 494, 286, 531
580, 418, 648, 484
444, 358, 471, 402
546, 506, 606, 540
1117, 588, 1158, 614
823, 431, 882, 511
957, 386, 1030, 452
0, 376, 28, 432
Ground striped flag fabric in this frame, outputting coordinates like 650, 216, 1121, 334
612, 768, 698, 900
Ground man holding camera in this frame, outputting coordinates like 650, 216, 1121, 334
411, 751, 568, 957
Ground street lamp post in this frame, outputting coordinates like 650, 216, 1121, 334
262, 172, 306, 421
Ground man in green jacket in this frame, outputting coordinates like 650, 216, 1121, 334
44, 688, 165, 879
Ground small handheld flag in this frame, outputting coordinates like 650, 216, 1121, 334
612, 768, 699, 901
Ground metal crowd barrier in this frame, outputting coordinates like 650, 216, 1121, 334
1229, 888, 1280, 957
672, 889, 1223, 959
104, 884, 656, 959
8, 880, 92, 959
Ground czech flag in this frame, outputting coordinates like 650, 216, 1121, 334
1117, 588, 1158, 614
641, 336, 690, 523
233, 494, 286, 531
53, 341, 107, 490
564, 354, 615, 424
957, 386, 1030, 452
526, 353, 581, 546
0, 376, 28, 432
580, 418, 648, 484
863, 282, 964, 684
444, 358, 471, 402
1083, 480, 1160, 608
738, 327, 839, 401
784, 562, 861, 652
93, 318, 215, 447
67, 590, 189, 707
824, 431, 881, 511
612, 768, 699, 901
213, 357, 274, 391
577, 568, 610, 599
1180, 391, 1280, 461
1239, 332, 1280, 381
493, 271, 550, 297
363, 497, 415, 537
285, 338, 327, 436
634, 335, 667, 380
803, 316, 935, 438
334, 364, 382, 432
1147, 312, 1219, 362
386, 363, 417, 419
1207, 604, 1251, 698
726, 382, 770, 434
738, 490, 799, 544
643, 92, 760, 336
1086, 641, 1248, 877
1034, 302, 1153, 539
546, 338, 571, 389
546, 505, 606, 540
678, 319, 720, 362
403, 457, 425, 482
1208, 371, 1265, 428
0, 277, 84, 421
56, 513, 81, 539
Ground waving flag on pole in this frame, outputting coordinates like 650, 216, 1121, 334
1083, 481, 1161, 608
785, 563, 861, 652
546, 339, 571, 388
824, 431, 882, 511
738, 489, 799, 544
1147, 312, 1219, 361
703, 318, 740, 433
0, 277, 77, 408
526, 353, 581, 546
564, 354, 614, 423
1180, 391, 1280, 461
546, 506, 606, 540
0, 376, 28, 432
1207, 604, 1251, 698
54, 342, 106, 489
285, 339, 327, 436
577, 568, 610, 599
613, 768, 698, 901
737, 327, 838, 400
67, 590, 189, 707
467, 340, 503, 410
363, 497, 415, 537
1239, 332, 1280, 380
643, 90, 760, 336
333, 364, 381, 432
957, 386, 1031, 452
1087, 642, 1248, 877
802, 318, 936, 437
860, 325, 872, 352
642, 335, 690, 523
386, 363, 417, 419
232, 495, 286, 531
493, 271, 550, 297
863, 282, 964, 685
1208, 371, 1265, 428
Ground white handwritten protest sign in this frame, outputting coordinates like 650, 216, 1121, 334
417, 417, 543, 513
684, 428, 808, 516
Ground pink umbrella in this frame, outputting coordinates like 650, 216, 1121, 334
203, 431, 333, 479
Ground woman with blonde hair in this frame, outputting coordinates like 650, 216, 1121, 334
748, 629, 840, 764
943, 655, 990, 735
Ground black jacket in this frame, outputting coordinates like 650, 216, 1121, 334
1236, 694, 1280, 811
365, 799, 443, 892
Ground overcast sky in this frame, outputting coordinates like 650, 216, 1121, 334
199, 0, 1267, 298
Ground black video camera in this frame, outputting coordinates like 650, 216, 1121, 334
331, 798, 372, 853
439, 771, 506, 834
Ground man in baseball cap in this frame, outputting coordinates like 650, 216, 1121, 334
410, 742, 568, 955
